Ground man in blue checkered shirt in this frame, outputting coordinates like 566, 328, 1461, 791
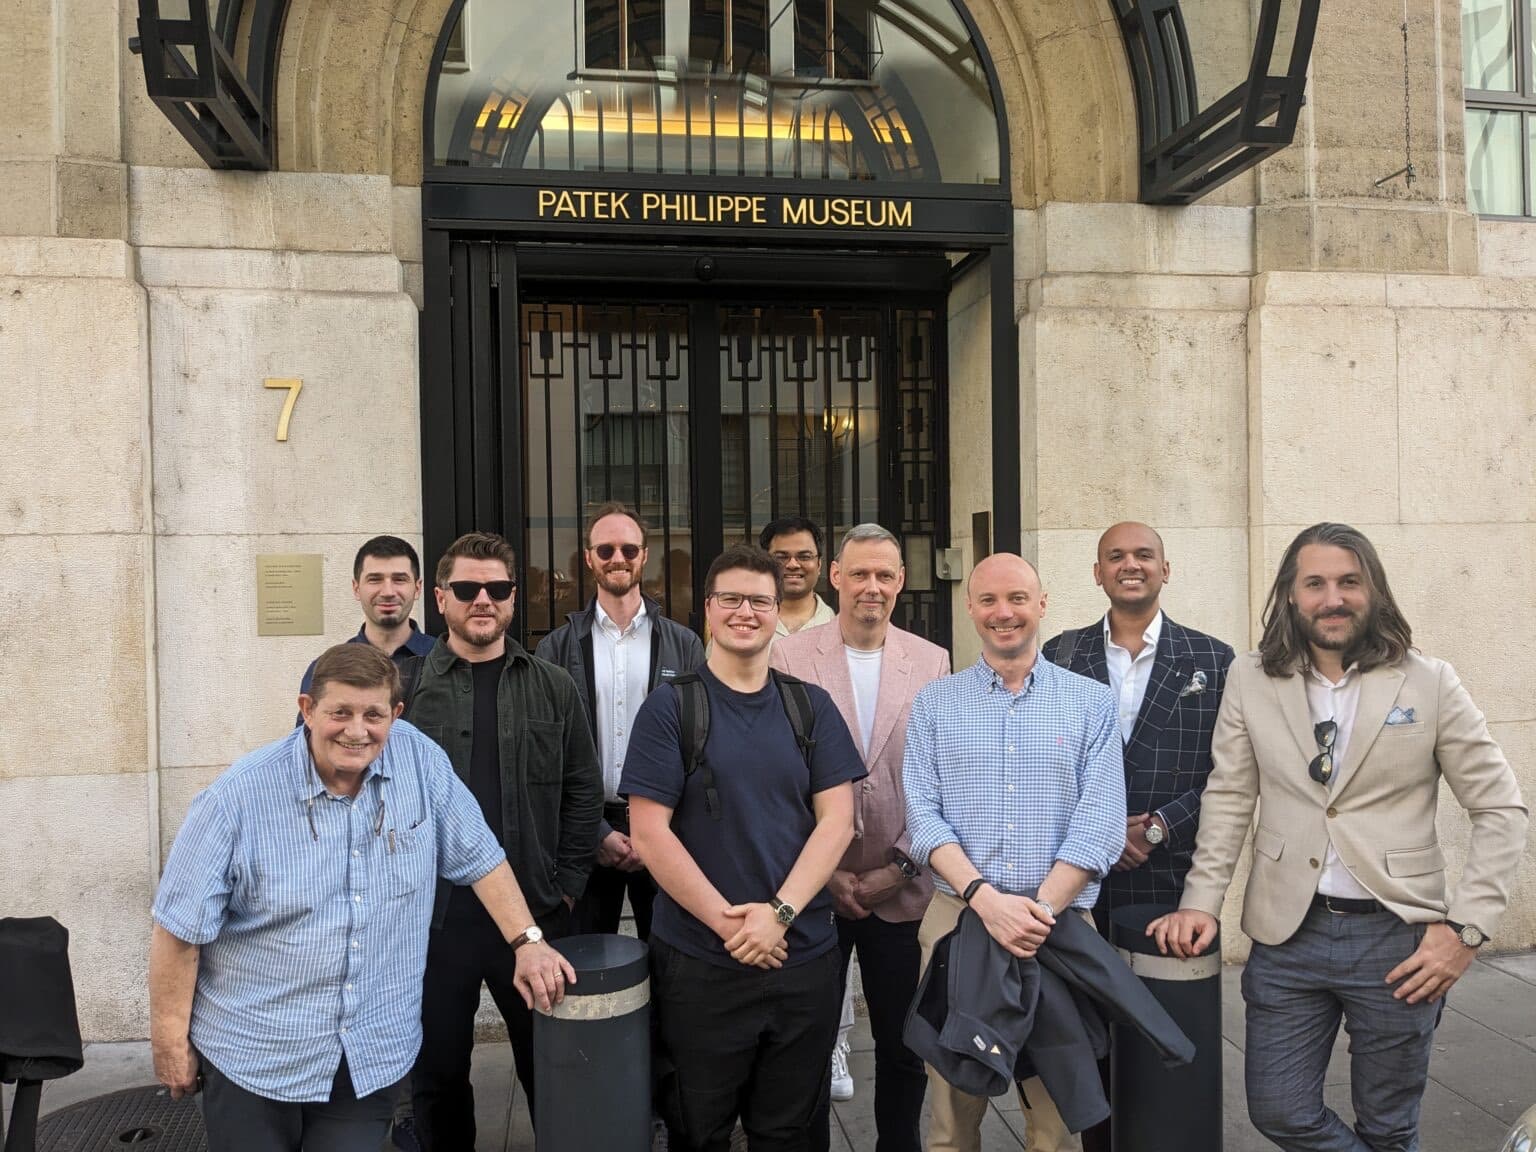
903, 553, 1125, 1152
149, 644, 575, 1152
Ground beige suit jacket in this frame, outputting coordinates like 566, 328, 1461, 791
1180, 651, 1528, 945
770, 620, 950, 923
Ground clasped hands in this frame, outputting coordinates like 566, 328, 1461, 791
827, 865, 907, 921
597, 829, 646, 872
718, 903, 790, 969
971, 885, 1056, 959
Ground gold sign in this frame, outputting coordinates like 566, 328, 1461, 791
264, 377, 304, 442
536, 189, 914, 229
256, 553, 324, 637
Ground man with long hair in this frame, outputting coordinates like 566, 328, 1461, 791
1149, 523, 1527, 1152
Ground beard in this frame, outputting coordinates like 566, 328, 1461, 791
450, 611, 507, 648
596, 565, 639, 595
1301, 608, 1367, 652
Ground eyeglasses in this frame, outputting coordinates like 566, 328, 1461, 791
445, 579, 516, 603
771, 551, 819, 566
592, 543, 642, 561
1309, 719, 1337, 785
708, 591, 780, 612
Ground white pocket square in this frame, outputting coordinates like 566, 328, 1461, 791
1178, 670, 1207, 698
1385, 706, 1417, 726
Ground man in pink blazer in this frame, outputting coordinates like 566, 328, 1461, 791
772, 522, 951, 1152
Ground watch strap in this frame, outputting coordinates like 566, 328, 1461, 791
509, 926, 541, 951
962, 878, 987, 904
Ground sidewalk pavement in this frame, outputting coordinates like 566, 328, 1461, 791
6, 953, 1533, 1150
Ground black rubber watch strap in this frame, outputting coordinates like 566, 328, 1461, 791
962, 878, 987, 904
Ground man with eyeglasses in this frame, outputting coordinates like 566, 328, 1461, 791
761, 516, 836, 636
536, 502, 704, 939
1149, 523, 1527, 1152
622, 544, 864, 1151
150, 644, 574, 1152
403, 531, 602, 1149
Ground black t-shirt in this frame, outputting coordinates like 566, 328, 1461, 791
619, 666, 866, 967
448, 653, 507, 921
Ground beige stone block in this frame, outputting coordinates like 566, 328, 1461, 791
1042, 204, 1252, 276
1386, 275, 1536, 312
1247, 305, 1399, 525
1033, 308, 1248, 528
402, 262, 424, 310
136, 247, 403, 293
1013, 209, 1043, 283
56, 158, 127, 239
0, 236, 132, 278
269, 172, 393, 253
0, 159, 55, 236
0, 533, 151, 778
1395, 309, 1536, 524
0, 274, 148, 534
154, 533, 428, 768
0, 773, 154, 1040
392, 186, 423, 264
1034, 274, 1250, 313
58, 0, 123, 161
1477, 220, 1536, 279
1251, 271, 1387, 309
148, 286, 419, 535
0, 0, 56, 157
1260, 203, 1475, 275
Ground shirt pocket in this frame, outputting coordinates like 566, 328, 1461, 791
389, 820, 435, 898
1253, 825, 1285, 862
1384, 843, 1444, 878
522, 720, 565, 786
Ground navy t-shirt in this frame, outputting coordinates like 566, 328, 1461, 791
620, 667, 866, 967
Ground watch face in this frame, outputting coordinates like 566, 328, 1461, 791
775, 903, 796, 926
524, 925, 544, 945
1144, 823, 1164, 845
1460, 925, 1484, 948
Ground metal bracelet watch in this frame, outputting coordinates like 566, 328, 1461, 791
891, 849, 920, 881
769, 895, 797, 926
509, 924, 544, 951
1445, 920, 1487, 949
1035, 898, 1056, 919
1143, 813, 1167, 847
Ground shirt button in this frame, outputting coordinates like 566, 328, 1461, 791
340, 1026, 349, 1034
352, 850, 361, 858
1326, 807, 1338, 818
352, 939, 361, 948
1007, 784, 1015, 792
1006, 823, 1014, 830
353, 895, 362, 903
1309, 858, 1320, 869
345, 983, 353, 990
1007, 744, 1015, 753
1005, 863, 1014, 870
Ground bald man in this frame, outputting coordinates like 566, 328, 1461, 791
1041, 523, 1235, 914
903, 554, 1125, 1152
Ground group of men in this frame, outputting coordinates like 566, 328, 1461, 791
149, 511, 1527, 1152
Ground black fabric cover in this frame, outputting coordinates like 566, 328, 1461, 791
0, 917, 83, 1083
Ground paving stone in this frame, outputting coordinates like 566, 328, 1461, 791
1445, 962, 1536, 1051
1426, 1009, 1536, 1124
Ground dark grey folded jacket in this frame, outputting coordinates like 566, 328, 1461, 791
904, 897, 1195, 1133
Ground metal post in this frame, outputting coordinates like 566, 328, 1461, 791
533, 934, 651, 1152
1108, 904, 1223, 1152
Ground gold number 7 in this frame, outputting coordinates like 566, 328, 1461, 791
263, 377, 303, 442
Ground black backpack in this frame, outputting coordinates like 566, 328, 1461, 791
672, 670, 817, 820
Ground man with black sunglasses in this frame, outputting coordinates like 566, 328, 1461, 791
536, 502, 704, 939
404, 531, 602, 1149
1150, 523, 1527, 1152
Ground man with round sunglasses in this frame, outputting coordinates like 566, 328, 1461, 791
536, 502, 705, 940
403, 531, 602, 1149
1149, 523, 1527, 1152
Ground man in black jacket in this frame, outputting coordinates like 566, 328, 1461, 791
406, 531, 602, 1149
536, 503, 704, 939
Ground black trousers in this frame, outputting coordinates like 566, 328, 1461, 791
411, 893, 570, 1150
199, 1052, 395, 1152
809, 914, 926, 1152
572, 862, 657, 940
652, 938, 841, 1152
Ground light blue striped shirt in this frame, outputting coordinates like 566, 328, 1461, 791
152, 721, 506, 1102
902, 657, 1126, 908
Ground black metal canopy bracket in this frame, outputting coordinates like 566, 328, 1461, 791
1115, 0, 1320, 205
131, 0, 284, 170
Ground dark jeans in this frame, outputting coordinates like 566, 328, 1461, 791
412, 892, 571, 1150
1243, 907, 1443, 1152
199, 1052, 395, 1152
573, 862, 657, 940
652, 938, 841, 1152
810, 914, 926, 1152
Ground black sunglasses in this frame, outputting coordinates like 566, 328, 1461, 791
1309, 719, 1337, 785
592, 543, 642, 561
445, 579, 516, 603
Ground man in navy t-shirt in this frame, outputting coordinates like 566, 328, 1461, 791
623, 544, 865, 1151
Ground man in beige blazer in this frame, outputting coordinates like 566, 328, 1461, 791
772, 522, 950, 1152
1150, 523, 1527, 1152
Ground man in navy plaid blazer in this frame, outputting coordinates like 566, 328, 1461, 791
1041, 523, 1235, 912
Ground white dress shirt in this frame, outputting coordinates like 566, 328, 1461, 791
1304, 664, 1376, 900
592, 599, 652, 802
844, 645, 883, 758
1104, 611, 1163, 743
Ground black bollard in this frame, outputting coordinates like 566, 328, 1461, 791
1108, 904, 1223, 1152
533, 934, 651, 1152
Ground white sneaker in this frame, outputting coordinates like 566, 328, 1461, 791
830, 1041, 854, 1102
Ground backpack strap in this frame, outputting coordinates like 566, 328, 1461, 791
671, 673, 720, 820
1049, 627, 1084, 672
770, 669, 817, 770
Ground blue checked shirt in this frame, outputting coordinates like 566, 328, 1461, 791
152, 721, 506, 1102
902, 657, 1127, 908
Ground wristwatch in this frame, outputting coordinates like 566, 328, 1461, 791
1446, 920, 1487, 949
1143, 815, 1166, 847
509, 924, 545, 951
892, 850, 920, 881
769, 895, 797, 927
1035, 898, 1056, 919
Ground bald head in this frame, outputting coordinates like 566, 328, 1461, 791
967, 553, 1048, 664
1097, 521, 1164, 560
1094, 521, 1169, 613
967, 553, 1041, 598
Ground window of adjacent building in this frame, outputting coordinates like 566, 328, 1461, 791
429, 0, 999, 184
1464, 0, 1536, 215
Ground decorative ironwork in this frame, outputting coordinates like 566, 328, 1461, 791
1114, 0, 1320, 205
130, 0, 281, 169
889, 307, 947, 645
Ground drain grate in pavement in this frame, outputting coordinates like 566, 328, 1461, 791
35, 1085, 206, 1151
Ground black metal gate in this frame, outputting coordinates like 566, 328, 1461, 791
425, 239, 950, 650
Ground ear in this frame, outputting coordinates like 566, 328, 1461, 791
1092, 561, 1104, 589
828, 560, 843, 591
393, 701, 405, 719
893, 565, 906, 596
434, 585, 449, 614
352, 581, 363, 603
297, 694, 316, 726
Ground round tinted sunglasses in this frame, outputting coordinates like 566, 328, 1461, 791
592, 543, 643, 561
445, 579, 516, 602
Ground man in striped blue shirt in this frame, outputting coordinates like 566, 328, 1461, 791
149, 645, 575, 1152
903, 553, 1126, 1152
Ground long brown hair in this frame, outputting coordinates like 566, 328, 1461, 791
1257, 523, 1414, 676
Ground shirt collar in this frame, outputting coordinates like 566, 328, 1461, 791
289, 722, 392, 803
595, 598, 647, 636
971, 655, 1037, 696
1306, 661, 1359, 688
350, 619, 433, 658
1102, 609, 1163, 654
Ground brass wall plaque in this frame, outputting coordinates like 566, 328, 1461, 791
256, 553, 324, 636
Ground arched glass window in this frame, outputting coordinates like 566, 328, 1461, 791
429, 0, 1000, 184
